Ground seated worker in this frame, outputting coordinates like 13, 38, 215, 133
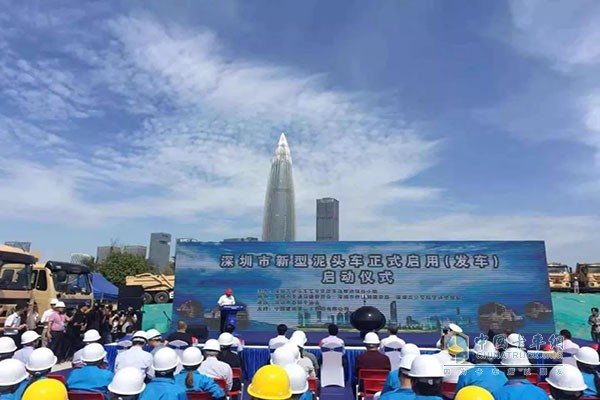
175, 346, 225, 399
67, 343, 114, 399
139, 348, 187, 400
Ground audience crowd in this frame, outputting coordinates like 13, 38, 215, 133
1, 299, 599, 400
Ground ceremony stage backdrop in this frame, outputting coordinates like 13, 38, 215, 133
173, 241, 554, 345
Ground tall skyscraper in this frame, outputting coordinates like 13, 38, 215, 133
123, 245, 147, 258
262, 133, 296, 241
316, 197, 339, 241
96, 246, 120, 263
148, 233, 171, 272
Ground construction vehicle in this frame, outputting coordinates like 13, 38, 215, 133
574, 263, 600, 292
547, 263, 572, 291
126, 273, 174, 304
0, 245, 93, 329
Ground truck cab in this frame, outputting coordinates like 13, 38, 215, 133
0, 245, 93, 328
575, 263, 600, 292
547, 263, 572, 291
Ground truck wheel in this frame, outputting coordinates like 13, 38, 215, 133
154, 291, 170, 304
143, 293, 153, 304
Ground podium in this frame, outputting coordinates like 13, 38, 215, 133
220, 305, 245, 329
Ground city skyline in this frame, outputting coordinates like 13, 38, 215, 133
262, 133, 296, 241
1, 2, 599, 266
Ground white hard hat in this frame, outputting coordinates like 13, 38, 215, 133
401, 343, 421, 358
50, 299, 58, 305
0, 359, 28, 386
218, 332, 235, 346
408, 355, 444, 378
81, 343, 107, 363
0, 337, 17, 354
574, 347, 600, 366
285, 363, 309, 394
26, 347, 57, 372
21, 331, 41, 345
472, 340, 498, 359
153, 347, 179, 372
546, 364, 587, 392
280, 343, 301, 361
146, 329, 162, 341
108, 366, 146, 395
203, 339, 221, 352
55, 301, 66, 308
434, 350, 453, 364
398, 353, 418, 371
506, 333, 525, 349
290, 331, 307, 348
364, 332, 380, 345
500, 348, 531, 367
271, 345, 298, 367
132, 331, 148, 342
83, 329, 101, 343
448, 323, 463, 333
181, 347, 204, 367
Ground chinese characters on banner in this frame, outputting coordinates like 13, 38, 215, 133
219, 252, 500, 285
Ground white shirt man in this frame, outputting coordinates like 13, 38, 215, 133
320, 324, 345, 347
4, 310, 25, 337
380, 327, 406, 351
218, 294, 236, 307
115, 333, 153, 379
232, 336, 244, 353
198, 355, 233, 391
269, 324, 289, 351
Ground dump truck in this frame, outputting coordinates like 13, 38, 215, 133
547, 262, 572, 291
126, 273, 175, 304
575, 263, 600, 292
0, 245, 93, 329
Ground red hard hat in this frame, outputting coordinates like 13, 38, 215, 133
542, 344, 553, 351
225, 288, 232, 295
592, 343, 599, 351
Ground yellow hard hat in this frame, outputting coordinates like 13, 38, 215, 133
247, 365, 293, 400
455, 385, 494, 400
447, 343, 464, 356
22, 378, 68, 400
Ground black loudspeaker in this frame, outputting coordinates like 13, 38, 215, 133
188, 325, 209, 341
118, 285, 144, 298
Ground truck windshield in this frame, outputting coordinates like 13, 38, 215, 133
548, 267, 568, 274
585, 266, 600, 274
0, 263, 32, 290
53, 273, 91, 294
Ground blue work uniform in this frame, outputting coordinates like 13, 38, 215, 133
382, 369, 401, 393
67, 365, 114, 399
7, 378, 33, 400
139, 377, 187, 400
414, 395, 443, 400
582, 371, 599, 397
380, 387, 416, 400
455, 363, 508, 394
174, 370, 225, 398
299, 391, 314, 400
492, 378, 548, 400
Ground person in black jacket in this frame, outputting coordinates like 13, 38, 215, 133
217, 332, 242, 397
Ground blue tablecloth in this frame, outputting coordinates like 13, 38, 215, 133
104, 345, 559, 381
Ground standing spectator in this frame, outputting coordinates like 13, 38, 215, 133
110, 310, 122, 340
40, 299, 58, 347
166, 321, 194, 345
25, 302, 39, 331
86, 302, 103, 333
574, 277, 580, 294
120, 307, 138, 334
66, 303, 89, 359
589, 308, 600, 343
46, 301, 70, 362
4, 303, 28, 347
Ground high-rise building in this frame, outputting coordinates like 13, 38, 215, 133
96, 246, 120, 263
316, 197, 339, 241
262, 133, 296, 241
4, 241, 31, 252
123, 245, 147, 258
71, 253, 93, 264
148, 233, 171, 272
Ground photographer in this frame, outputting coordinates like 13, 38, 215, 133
120, 307, 138, 336
589, 307, 600, 343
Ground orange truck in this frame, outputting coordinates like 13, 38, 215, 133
547, 263, 572, 291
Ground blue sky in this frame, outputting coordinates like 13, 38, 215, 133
1, 0, 599, 265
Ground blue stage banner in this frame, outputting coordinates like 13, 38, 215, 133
173, 241, 554, 336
